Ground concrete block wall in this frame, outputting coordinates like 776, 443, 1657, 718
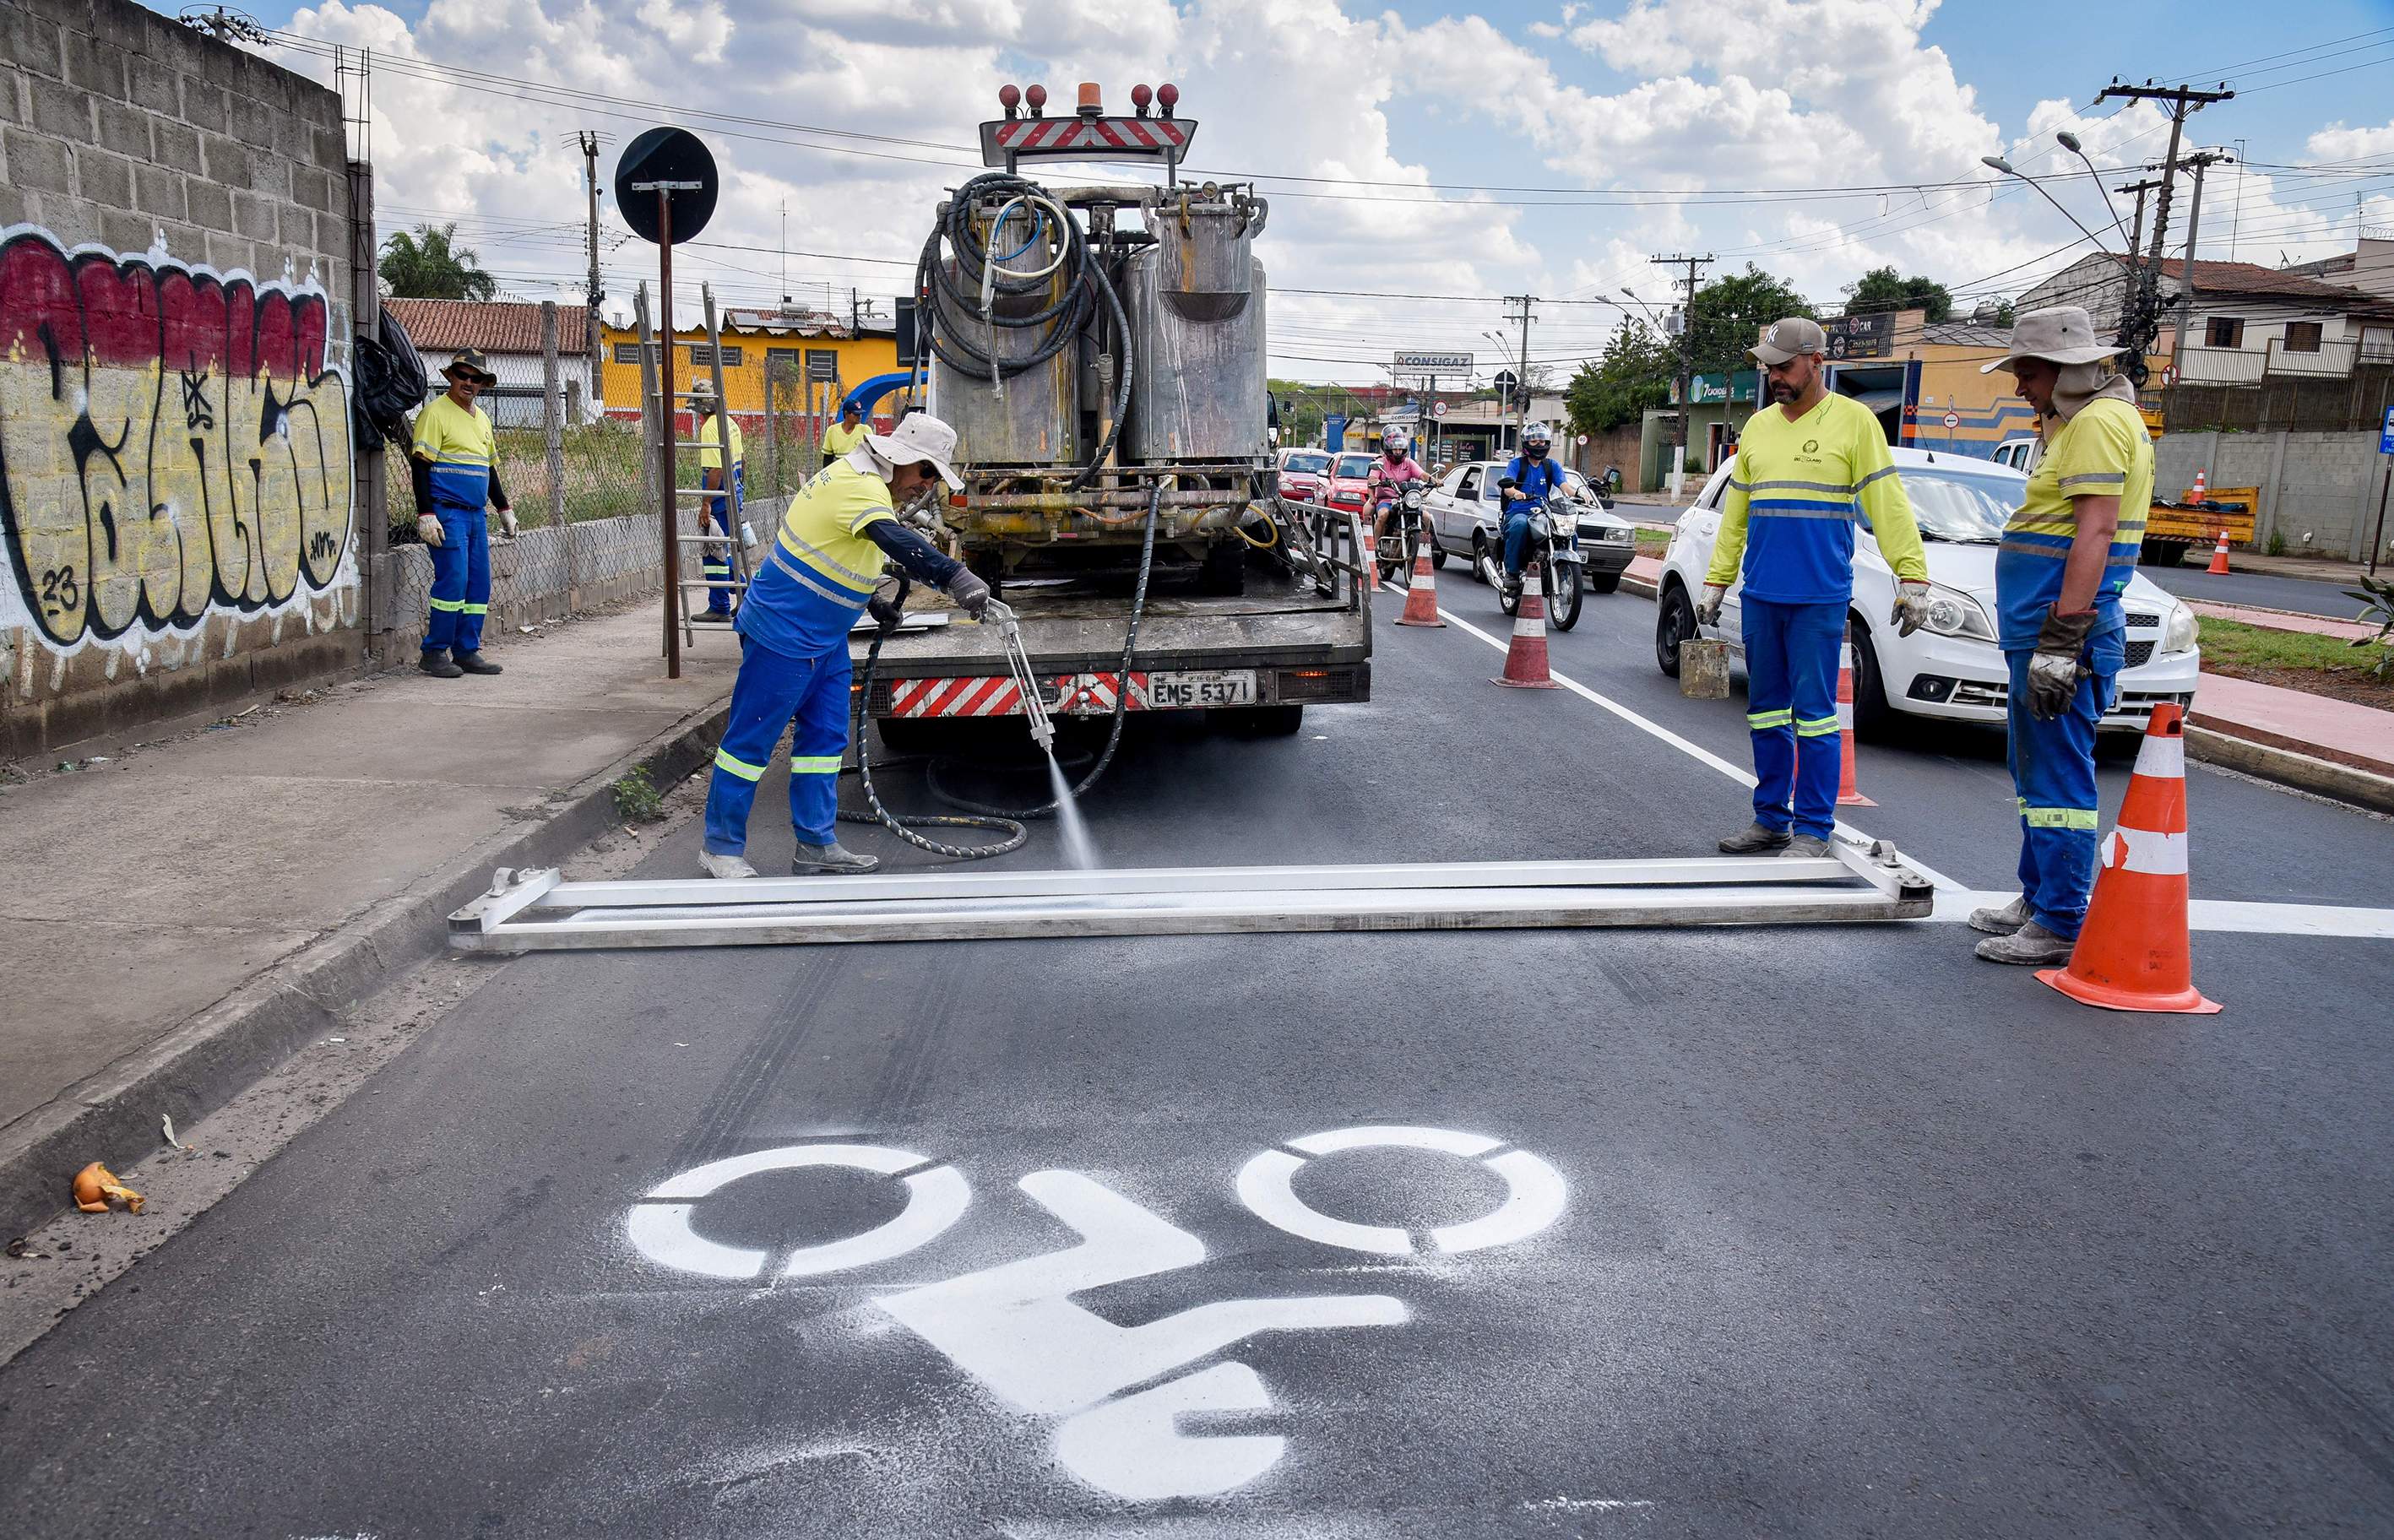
2159, 430, 2394, 561
0, 0, 360, 762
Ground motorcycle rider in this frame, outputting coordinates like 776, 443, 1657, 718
1500, 422, 1567, 597
1365, 428, 1428, 555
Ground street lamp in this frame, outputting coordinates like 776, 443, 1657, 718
1982, 155, 2117, 255
2053, 132, 2133, 249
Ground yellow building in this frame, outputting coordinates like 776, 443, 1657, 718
598, 306, 905, 428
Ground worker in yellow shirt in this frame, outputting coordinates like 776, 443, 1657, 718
1702, 318, 1930, 857
691, 379, 744, 620
822, 399, 868, 464
409, 349, 516, 677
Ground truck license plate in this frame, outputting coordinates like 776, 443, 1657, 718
1149, 670, 1257, 708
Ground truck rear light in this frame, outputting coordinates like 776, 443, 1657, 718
1077, 82, 1102, 117
1024, 83, 1047, 117
1276, 666, 1357, 702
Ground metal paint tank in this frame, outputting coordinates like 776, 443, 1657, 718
1123, 189, 1268, 463
929, 198, 1080, 465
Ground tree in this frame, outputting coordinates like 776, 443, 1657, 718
1565, 320, 1673, 434
379, 223, 496, 301
1847, 265, 1952, 323
1686, 264, 1814, 377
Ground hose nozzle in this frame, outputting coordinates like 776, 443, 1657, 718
987, 599, 1055, 753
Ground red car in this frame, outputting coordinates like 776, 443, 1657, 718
1322, 451, 1380, 514
1276, 447, 1332, 503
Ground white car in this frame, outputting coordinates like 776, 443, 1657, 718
1423, 462, 1638, 592
1653, 448, 2201, 734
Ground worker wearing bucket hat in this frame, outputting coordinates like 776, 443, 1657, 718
410, 348, 516, 677
699, 411, 992, 879
1966, 306, 2152, 965
689, 378, 744, 620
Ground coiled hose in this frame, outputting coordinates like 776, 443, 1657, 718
914, 171, 1134, 490
843, 485, 1163, 858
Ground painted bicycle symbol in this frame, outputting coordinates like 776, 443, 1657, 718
627, 1125, 1567, 1501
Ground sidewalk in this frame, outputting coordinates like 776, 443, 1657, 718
0, 606, 737, 1238
2186, 600, 2381, 642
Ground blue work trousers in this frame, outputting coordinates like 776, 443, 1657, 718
423, 505, 489, 654
1742, 596, 1845, 838
703, 636, 853, 855
2005, 649, 2114, 941
703, 468, 742, 615
1502, 507, 1539, 577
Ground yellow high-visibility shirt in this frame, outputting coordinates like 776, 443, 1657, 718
736, 457, 897, 656
1706, 391, 1928, 603
822, 420, 869, 458
411, 393, 496, 509
697, 413, 743, 473
1995, 396, 2152, 652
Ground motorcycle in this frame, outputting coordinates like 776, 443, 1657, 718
1375, 479, 1430, 587
1478, 477, 1584, 631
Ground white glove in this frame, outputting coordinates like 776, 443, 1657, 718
1892, 579, 1930, 637
1696, 583, 1727, 628
416, 513, 443, 547
498, 507, 519, 540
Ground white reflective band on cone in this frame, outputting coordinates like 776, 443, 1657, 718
2133, 734, 2187, 779
1837, 702, 1855, 729
1515, 618, 1545, 638
2101, 826, 2190, 876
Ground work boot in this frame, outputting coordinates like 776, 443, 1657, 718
1974, 921, 2075, 966
1779, 833, 1835, 858
793, 840, 879, 876
693, 609, 731, 623
1968, 894, 2033, 935
419, 648, 464, 679
699, 849, 757, 880
453, 649, 503, 675
1717, 822, 1791, 854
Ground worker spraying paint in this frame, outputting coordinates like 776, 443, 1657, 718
699, 413, 991, 879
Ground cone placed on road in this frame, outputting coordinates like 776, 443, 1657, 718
1395, 529, 1447, 626
1494, 561, 1557, 688
2206, 529, 2232, 575
1835, 639, 1876, 807
1359, 523, 1379, 593
2038, 702, 2222, 1015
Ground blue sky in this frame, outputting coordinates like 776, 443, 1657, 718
190, 0, 2394, 382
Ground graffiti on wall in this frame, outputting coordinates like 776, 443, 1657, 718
0, 227, 353, 652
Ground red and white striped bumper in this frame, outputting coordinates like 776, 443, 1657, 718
886, 674, 1154, 718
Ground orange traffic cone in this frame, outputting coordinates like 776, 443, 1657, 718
1359, 524, 1379, 593
1835, 640, 1875, 807
2205, 529, 2232, 575
2186, 469, 2207, 504
1493, 561, 1556, 688
1395, 529, 1447, 626
2038, 702, 2221, 1014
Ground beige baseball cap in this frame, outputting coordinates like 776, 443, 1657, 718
1750, 317, 1828, 366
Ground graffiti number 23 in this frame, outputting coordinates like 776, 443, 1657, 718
39, 564, 79, 615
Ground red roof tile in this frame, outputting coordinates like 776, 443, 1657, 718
2095, 255, 2380, 305
383, 298, 590, 355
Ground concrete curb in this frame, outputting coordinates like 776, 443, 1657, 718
0, 691, 734, 1242
2186, 724, 2394, 815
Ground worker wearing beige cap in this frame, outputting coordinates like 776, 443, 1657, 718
700, 411, 991, 878
1702, 317, 1930, 858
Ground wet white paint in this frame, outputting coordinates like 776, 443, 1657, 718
626, 1143, 967, 1282
1236, 1125, 1569, 1256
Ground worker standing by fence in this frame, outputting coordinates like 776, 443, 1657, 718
1967, 307, 2152, 966
822, 399, 868, 465
692, 379, 744, 621
410, 348, 517, 677
1702, 319, 1930, 857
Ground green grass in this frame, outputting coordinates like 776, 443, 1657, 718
2195, 617, 2384, 675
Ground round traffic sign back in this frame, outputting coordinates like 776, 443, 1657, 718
616, 127, 719, 246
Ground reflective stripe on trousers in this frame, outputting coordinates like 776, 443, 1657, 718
423, 506, 491, 654
2005, 647, 2114, 941
703, 635, 855, 854
1741, 596, 1845, 838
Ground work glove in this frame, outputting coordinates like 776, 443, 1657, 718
1696, 583, 1727, 628
867, 586, 905, 631
416, 513, 444, 548
947, 569, 993, 621
497, 507, 518, 540
1891, 579, 1931, 637
2026, 605, 2097, 720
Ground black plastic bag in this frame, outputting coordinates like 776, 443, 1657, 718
351, 306, 429, 451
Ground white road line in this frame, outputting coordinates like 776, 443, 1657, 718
1426, 608, 2394, 942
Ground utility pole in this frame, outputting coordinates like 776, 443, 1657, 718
2177, 149, 2233, 364
2094, 79, 2234, 385
1502, 295, 1537, 453
578, 130, 604, 393
1650, 252, 1713, 496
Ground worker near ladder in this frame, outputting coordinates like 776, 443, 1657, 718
691, 379, 743, 621
700, 413, 992, 879
1968, 307, 2152, 965
823, 399, 868, 464
1702, 318, 1930, 857
410, 348, 517, 677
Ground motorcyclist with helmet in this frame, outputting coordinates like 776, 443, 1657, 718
1364, 428, 1429, 555
1499, 422, 1567, 598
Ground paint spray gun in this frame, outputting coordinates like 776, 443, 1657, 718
982, 598, 1055, 755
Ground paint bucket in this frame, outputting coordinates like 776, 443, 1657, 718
1680, 638, 1731, 700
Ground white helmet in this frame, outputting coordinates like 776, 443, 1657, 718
1523, 420, 1552, 444
1382, 428, 1410, 452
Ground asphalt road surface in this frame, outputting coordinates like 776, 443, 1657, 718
6, 572, 2392, 1538
2142, 561, 2375, 620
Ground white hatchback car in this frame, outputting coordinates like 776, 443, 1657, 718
1653, 448, 2201, 734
